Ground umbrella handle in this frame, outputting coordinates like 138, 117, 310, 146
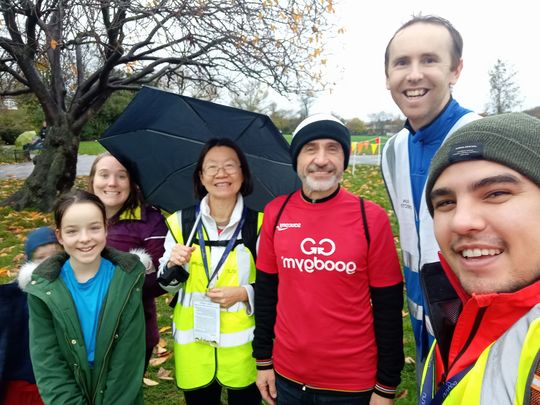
185, 210, 202, 247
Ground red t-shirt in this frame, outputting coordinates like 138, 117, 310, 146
257, 188, 402, 391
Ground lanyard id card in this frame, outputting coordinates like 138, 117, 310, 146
198, 205, 246, 287
193, 298, 220, 347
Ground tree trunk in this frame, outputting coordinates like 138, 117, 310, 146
1, 123, 80, 212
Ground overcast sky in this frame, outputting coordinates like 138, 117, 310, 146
274, 0, 540, 121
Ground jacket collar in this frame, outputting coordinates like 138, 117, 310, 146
300, 184, 340, 204
199, 194, 244, 228
438, 252, 540, 307
404, 98, 471, 144
117, 205, 143, 221
438, 253, 470, 304
29, 247, 141, 283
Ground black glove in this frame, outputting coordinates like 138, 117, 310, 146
157, 265, 189, 286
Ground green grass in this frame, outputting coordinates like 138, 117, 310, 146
0, 141, 105, 164
0, 164, 416, 404
79, 140, 106, 155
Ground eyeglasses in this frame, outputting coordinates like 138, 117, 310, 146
203, 162, 241, 176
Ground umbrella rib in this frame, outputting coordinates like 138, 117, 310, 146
252, 175, 275, 196
101, 129, 208, 144
230, 116, 259, 143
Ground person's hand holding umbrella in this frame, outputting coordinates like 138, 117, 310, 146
167, 243, 196, 268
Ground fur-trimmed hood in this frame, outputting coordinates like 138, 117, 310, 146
18, 260, 38, 290
128, 248, 155, 274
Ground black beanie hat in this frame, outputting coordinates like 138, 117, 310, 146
290, 114, 351, 171
426, 112, 540, 216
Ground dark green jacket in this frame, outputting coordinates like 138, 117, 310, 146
24, 247, 145, 404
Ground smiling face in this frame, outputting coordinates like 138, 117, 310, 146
56, 202, 107, 270
91, 155, 131, 218
297, 138, 344, 199
431, 160, 540, 295
199, 146, 244, 202
386, 22, 462, 131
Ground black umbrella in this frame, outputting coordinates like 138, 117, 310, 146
99, 86, 300, 213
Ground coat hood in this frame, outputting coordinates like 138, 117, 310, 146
128, 248, 155, 274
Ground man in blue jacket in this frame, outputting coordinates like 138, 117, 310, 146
380, 15, 481, 381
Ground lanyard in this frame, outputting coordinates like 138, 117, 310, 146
198, 205, 246, 287
420, 357, 472, 405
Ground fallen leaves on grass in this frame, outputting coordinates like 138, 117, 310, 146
343, 166, 393, 211
0, 179, 24, 199
0, 246, 15, 255
156, 338, 170, 354
148, 355, 170, 367
157, 367, 173, 381
159, 325, 171, 333
143, 377, 159, 386
155, 346, 169, 356
405, 356, 415, 365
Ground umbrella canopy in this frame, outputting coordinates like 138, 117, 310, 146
15, 130, 37, 148
100, 86, 300, 213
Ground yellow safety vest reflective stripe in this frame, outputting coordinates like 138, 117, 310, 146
420, 304, 540, 404
166, 210, 261, 389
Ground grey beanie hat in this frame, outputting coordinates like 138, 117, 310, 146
290, 114, 351, 171
426, 112, 540, 216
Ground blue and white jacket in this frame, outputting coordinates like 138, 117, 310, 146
381, 101, 480, 365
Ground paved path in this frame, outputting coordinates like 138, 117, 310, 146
0, 154, 379, 180
0, 154, 96, 180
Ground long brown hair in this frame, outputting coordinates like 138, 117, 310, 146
87, 152, 145, 220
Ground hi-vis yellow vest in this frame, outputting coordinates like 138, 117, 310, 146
166, 210, 263, 390
420, 304, 540, 404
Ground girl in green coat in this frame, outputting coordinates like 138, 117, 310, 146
23, 190, 146, 404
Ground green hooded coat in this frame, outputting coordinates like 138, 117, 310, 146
24, 247, 145, 404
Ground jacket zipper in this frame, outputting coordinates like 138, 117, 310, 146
92, 271, 143, 403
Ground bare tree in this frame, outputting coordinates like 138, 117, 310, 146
488, 59, 522, 114
0, 0, 334, 210
298, 91, 315, 119
367, 111, 397, 135
230, 80, 270, 113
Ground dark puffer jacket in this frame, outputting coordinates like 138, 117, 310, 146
107, 204, 166, 353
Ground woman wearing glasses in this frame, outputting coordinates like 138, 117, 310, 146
158, 138, 262, 405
